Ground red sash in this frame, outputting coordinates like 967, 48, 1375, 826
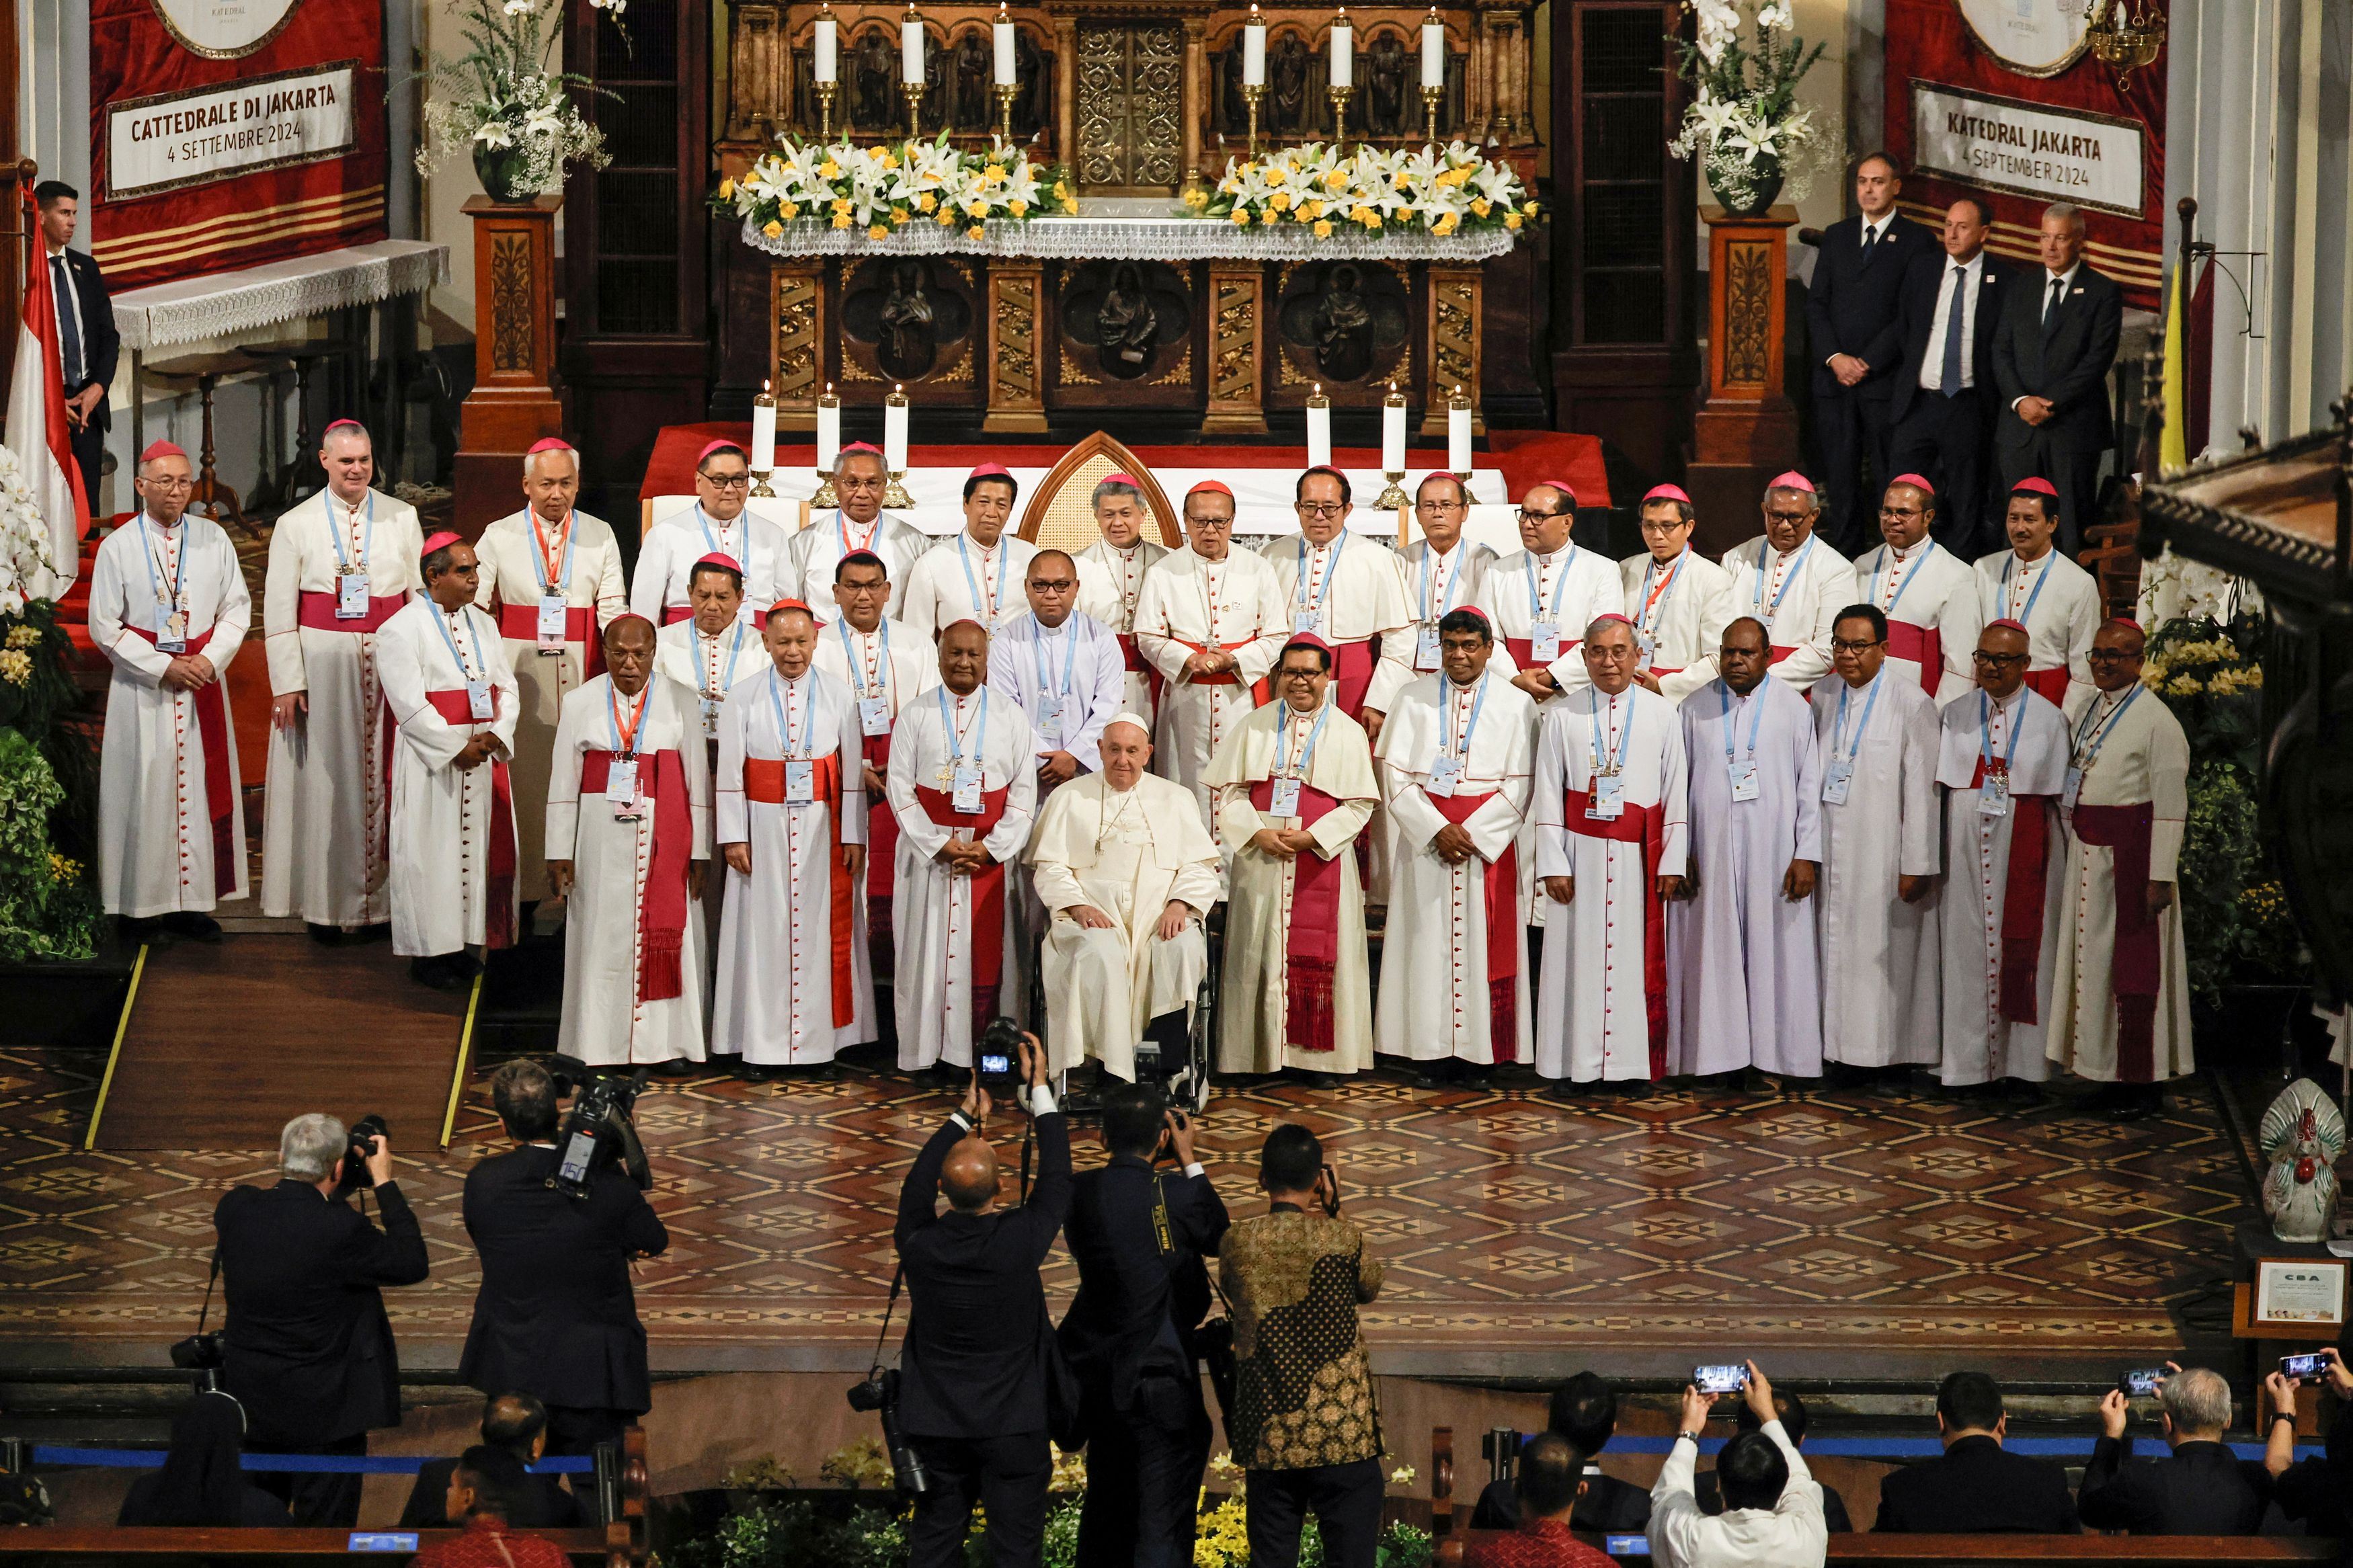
1562, 790, 1669, 1079
912, 783, 1012, 1020
1246, 778, 1345, 1053
424, 687, 517, 950
1503, 635, 1580, 678
1769, 645, 1797, 664
1969, 759, 2055, 1027
861, 733, 898, 900
744, 753, 858, 1028
122, 624, 236, 899
494, 602, 607, 678
1431, 790, 1519, 1065
2024, 667, 2071, 704
662, 606, 694, 627
1324, 638, 1378, 718
1115, 632, 1165, 712
2071, 800, 2161, 1082
1177, 638, 1259, 687
579, 747, 693, 1003
296, 589, 407, 633
1886, 621, 1942, 694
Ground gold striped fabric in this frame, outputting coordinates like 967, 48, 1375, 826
95, 185, 385, 272
1895, 199, 2160, 290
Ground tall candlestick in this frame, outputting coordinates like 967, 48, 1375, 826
1420, 9, 1443, 88
813, 384, 840, 508
750, 380, 778, 498
814, 5, 838, 82
1329, 7, 1351, 87
1375, 382, 1408, 510
1243, 5, 1266, 85
993, 5, 1015, 84
1447, 385, 1471, 480
902, 6, 925, 83
1305, 386, 1332, 472
883, 384, 912, 508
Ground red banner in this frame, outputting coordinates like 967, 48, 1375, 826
89, 0, 387, 289
1884, 0, 2167, 308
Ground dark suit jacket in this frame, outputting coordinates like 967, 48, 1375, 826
1804, 212, 1941, 401
895, 1112, 1073, 1440
118, 1473, 290, 1527
1469, 1468, 1651, 1535
1694, 1466, 1853, 1532
456, 1145, 669, 1415
1990, 262, 2123, 454
2076, 1436, 2270, 1535
1889, 251, 2018, 425
1057, 1153, 1229, 1410
48, 248, 117, 428
214, 1180, 431, 1446
399, 1459, 582, 1530
1872, 1434, 2078, 1534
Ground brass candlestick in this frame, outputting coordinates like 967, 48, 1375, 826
1376, 386, 1409, 510
995, 83, 1018, 145
885, 470, 914, 509
814, 81, 838, 142
1243, 83, 1266, 155
903, 82, 926, 142
1422, 85, 1442, 147
1328, 85, 1353, 147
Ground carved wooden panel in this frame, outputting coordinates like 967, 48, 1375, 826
1203, 262, 1267, 434
1720, 238, 1775, 390
489, 234, 535, 373
1076, 22, 1183, 189
768, 259, 824, 425
1423, 264, 1484, 435
985, 261, 1048, 433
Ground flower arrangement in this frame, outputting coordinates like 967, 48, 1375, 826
1196, 141, 1536, 237
415, 0, 621, 203
0, 729, 97, 962
0, 446, 54, 618
0, 444, 96, 961
1668, 0, 1827, 217
717, 135, 1069, 243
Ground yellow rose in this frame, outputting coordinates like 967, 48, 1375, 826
983, 163, 1005, 183
777, 201, 799, 220
1269, 191, 1291, 212
762, 220, 783, 238
1313, 219, 1332, 238
831, 197, 851, 215
1231, 207, 1252, 225
869, 223, 889, 239
880, 150, 899, 170
1365, 214, 1383, 230
1521, 199, 1539, 216
967, 224, 986, 241
1433, 212, 1458, 235
966, 200, 987, 219
1062, 197, 1078, 214
1300, 198, 1322, 220
1008, 198, 1027, 216
938, 207, 957, 225
1470, 197, 1490, 217
1505, 210, 1522, 230
719, 177, 735, 199
1322, 169, 1348, 192
819, 160, 840, 179
832, 213, 852, 229
919, 191, 936, 212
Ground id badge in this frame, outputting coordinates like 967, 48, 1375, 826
606, 757, 640, 817
1415, 625, 1441, 670
1268, 776, 1303, 818
858, 696, 892, 737
1638, 632, 1659, 665
785, 759, 815, 803
951, 764, 984, 815
466, 679, 495, 721
1036, 700, 1064, 746
536, 595, 569, 651
155, 604, 188, 654
1293, 609, 1323, 636
1821, 762, 1853, 806
1978, 771, 2011, 817
699, 697, 721, 738
1587, 772, 1626, 820
1728, 759, 1761, 802
1529, 621, 1560, 663
337, 573, 370, 620
2061, 765, 2083, 811
1427, 755, 1462, 798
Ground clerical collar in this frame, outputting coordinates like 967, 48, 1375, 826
1985, 684, 2024, 712
1773, 540, 1806, 562
1037, 618, 1069, 637
2013, 546, 2052, 568
843, 620, 882, 639
1888, 538, 1925, 561
141, 511, 182, 531
1843, 667, 1881, 694
965, 532, 1000, 554
331, 490, 368, 515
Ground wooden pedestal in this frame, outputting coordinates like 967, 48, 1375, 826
1685, 204, 1800, 552
984, 261, 1049, 434
1202, 263, 1267, 436
1422, 265, 1485, 436
454, 196, 566, 537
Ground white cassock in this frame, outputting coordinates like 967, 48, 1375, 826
1667, 678, 1823, 1077
1531, 686, 1689, 1082
1719, 534, 1853, 691
475, 507, 629, 903
1074, 536, 1170, 721
90, 512, 251, 917
1133, 547, 1289, 821
546, 675, 713, 1066
655, 616, 764, 750
1973, 546, 2098, 707
713, 665, 872, 1063
811, 616, 937, 934
1027, 770, 1223, 1079
1372, 668, 1536, 1065
260, 487, 421, 926
631, 505, 793, 626
1622, 548, 1734, 706
785, 509, 929, 624
1853, 540, 1979, 703
1363, 539, 1497, 714
1205, 700, 1379, 1074
1934, 684, 2070, 1085
888, 686, 1039, 1069
1476, 543, 1626, 698
1811, 669, 1942, 1067
986, 610, 1129, 775
1259, 533, 1414, 720
2050, 685, 2194, 1083
378, 600, 522, 957
901, 532, 1040, 641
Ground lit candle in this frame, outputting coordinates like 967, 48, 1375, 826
1243, 5, 1266, 87
884, 385, 911, 473
1380, 382, 1405, 474
814, 5, 837, 83
1329, 7, 1351, 89
816, 384, 840, 473
1306, 386, 1332, 471
1447, 386, 1471, 477
902, 8, 925, 86
1421, 9, 1443, 89
993, 5, 1016, 85
751, 380, 777, 472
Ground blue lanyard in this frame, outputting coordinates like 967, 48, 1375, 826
2071, 684, 2142, 767
957, 532, 1006, 620
2007, 552, 2053, 627
324, 489, 373, 576
1420, 544, 1466, 621
1720, 682, 1765, 765
1753, 535, 1817, 618
1831, 673, 1883, 768
1293, 532, 1348, 614
604, 681, 647, 757
705, 620, 751, 696
1876, 541, 1936, 616
1442, 672, 1487, 759
431, 604, 483, 683
696, 505, 741, 566
835, 617, 890, 698
766, 668, 812, 759
530, 511, 575, 596
1588, 692, 1632, 776
1978, 690, 2023, 776
938, 686, 991, 767
138, 514, 187, 611
1279, 701, 1330, 779
1033, 622, 1078, 699
1526, 545, 1576, 623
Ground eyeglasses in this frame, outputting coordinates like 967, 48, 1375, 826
1027, 577, 1076, 591
1517, 507, 1566, 524
837, 474, 885, 491
1297, 501, 1348, 519
1416, 499, 1466, 514
698, 472, 751, 491
1277, 666, 1325, 681
1638, 519, 1691, 534
1971, 651, 2028, 667
141, 475, 194, 491
2085, 648, 2142, 663
1831, 636, 1885, 653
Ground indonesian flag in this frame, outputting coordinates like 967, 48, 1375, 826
5, 189, 87, 594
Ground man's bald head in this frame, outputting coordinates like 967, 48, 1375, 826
941, 1133, 1000, 1212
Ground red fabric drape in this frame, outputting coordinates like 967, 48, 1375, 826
123, 624, 235, 897
2071, 800, 2161, 1082
1430, 790, 1519, 1065
1248, 779, 1345, 1053
579, 747, 692, 1003
1562, 791, 1668, 1078
912, 784, 1012, 1020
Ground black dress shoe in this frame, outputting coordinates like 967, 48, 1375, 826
653, 1058, 697, 1078
739, 1062, 776, 1083
159, 911, 223, 943
409, 956, 468, 993
352, 922, 393, 944
1289, 1069, 1339, 1090
307, 922, 344, 946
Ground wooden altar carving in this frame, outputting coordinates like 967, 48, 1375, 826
1685, 203, 1800, 552
454, 195, 565, 534
1203, 263, 1267, 435
986, 262, 1049, 432
769, 257, 826, 430
1422, 265, 1484, 436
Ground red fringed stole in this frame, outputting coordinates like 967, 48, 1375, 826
1430, 790, 1519, 1064
1246, 778, 1345, 1053
1885, 621, 1942, 694
912, 784, 1012, 1021
294, 590, 405, 632
2071, 800, 2161, 1082
744, 753, 858, 1028
424, 687, 517, 950
1968, 758, 2056, 1028
1115, 632, 1166, 714
494, 602, 606, 678
861, 733, 898, 901
579, 747, 693, 1003
2023, 667, 2070, 704
123, 624, 235, 899
1562, 790, 1669, 1079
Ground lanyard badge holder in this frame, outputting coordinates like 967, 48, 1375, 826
532, 512, 577, 655
768, 673, 820, 804
1293, 534, 1345, 635
2063, 686, 2139, 812
941, 687, 990, 813
434, 608, 496, 721
1268, 704, 1329, 819
1821, 676, 1881, 806
329, 491, 376, 619
1034, 628, 1078, 747
1414, 549, 1456, 670
1425, 676, 1486, 799
143, 518, 191, 653
1587, 696, 1631, 820
1977, 691, 2020, 817
606, 686, 647, 819
1527, 546, 1574, 664
835, 620, 895, 737
1722, 686, 1764, 802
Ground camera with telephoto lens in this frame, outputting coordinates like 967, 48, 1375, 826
975, 1016, 1024, 1091
338, 1114, 390, 1190
844, 1368, 929, 1493
546, 1067, 653, 1200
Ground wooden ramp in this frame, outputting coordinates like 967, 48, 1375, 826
87, 936, 475, 1151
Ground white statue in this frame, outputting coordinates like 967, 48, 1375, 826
2260, 1078, 2346, 1245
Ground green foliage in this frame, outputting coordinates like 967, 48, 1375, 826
0, 727, 97, 961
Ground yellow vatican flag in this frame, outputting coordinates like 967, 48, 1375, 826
2159, 255, 2190, 474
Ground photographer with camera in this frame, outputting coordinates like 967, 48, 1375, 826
458, 1060, 668, 1485
890, 1025, 1071, 1568
210, 1113, 429, 1526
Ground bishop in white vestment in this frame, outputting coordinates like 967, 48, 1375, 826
92, 440, 251, 927
1476, 483, 1622, 704
1624, 484, 1734, 706
546, 617, 712, 1069
1205, 634, 1380, 1078
631, 440, 793, 624
1072, 474, 1172, 722
260, 421, 420, 931
1719, 473, 1852, 692
1975, 477, 2098, 707
1259, 467, 1413, 731
781, 444, 928, 624
1362, 474, 1497, 716
900, 465, 1039, 639
653, 552, 761, 753
1852, 476, 1980, 702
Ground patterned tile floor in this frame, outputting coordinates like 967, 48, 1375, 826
0, 1047, 2256, 1381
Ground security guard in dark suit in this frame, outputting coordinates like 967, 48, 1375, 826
1990, 202, 2124, 556
1058, 1084, 1230, 1568
33, 181, 118, 522
1887, 196, 2017, 556
213, 1114, 430, 1526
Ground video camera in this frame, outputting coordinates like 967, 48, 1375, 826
845, 1368, 929, 1494
546, 1065, 653, 1200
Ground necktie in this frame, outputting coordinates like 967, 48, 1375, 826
50, 257, 82, 387
1940, 265, 1967, 397
1860, 222, 1878, 263
2044, 276, 2066, 329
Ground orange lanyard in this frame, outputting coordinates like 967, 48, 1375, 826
608, 681, 649, 755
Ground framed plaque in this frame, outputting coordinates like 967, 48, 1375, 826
2254, 1258, 2348, 1327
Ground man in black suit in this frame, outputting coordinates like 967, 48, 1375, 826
1693, 1389, 1855, 1531
34, 181, 116, 522
458, 1060, 668, 1480
1873, 1371, 2077, 1533
1888, 196, 2016, 557
895, 1030, 1072, 1568
2078, 1365, 2269, 1534
1058, 1084, 1229, 1568
213, 1113, 430, 1526
399, 1392, 583, 1530
1803, 153, 1940, 554
1468, 1371, 1650, 1534
1991, 202, 2123, 555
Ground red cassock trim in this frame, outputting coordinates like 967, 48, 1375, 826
1562, 790, 1668, 1079
1769, 645, 1796, 664
1430, 790, 1519, 1065
1175, 638, 1259, 688
124, 624, 235, 899
1115, 632, 1165, 713
2071, 800, 2161, 1083
861, 732, 898, 900
1970, 759, 2056, 1028
494, 602, 607, 678
911, 784, 1012, 1021
744, 754, 856, 1028
579, 747, 693, 1005
296, 589, 407, 633
662, 606, 694, 627
1248, 778, 1346, 1053
424, 686, 516, 950
2024, 667, 2071, 704
1885, 621, 1942, 694
1503, 636, 1583, 679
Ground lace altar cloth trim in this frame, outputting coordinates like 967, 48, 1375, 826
112, 241, 452, 352
738, 214, 1519, 264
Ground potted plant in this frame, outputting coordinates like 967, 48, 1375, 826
1668, 0, 1826, 218
416, 0, 623, 203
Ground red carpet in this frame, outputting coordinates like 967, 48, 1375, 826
637, 424, 1611, 511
